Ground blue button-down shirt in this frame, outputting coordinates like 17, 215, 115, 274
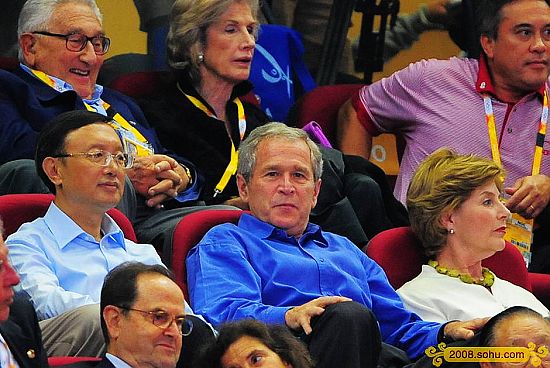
6, 202, 163, 320
187, 213, 442, 359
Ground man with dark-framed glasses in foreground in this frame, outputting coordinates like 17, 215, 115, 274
70, 262, 191, 368
5, 110, 214, 363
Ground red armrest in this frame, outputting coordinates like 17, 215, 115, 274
48, 356, 101, 366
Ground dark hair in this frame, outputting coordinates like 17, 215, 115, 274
196, 319, 314, 368
35, 110, 111, 193
479, 306, 549, 347
100, 262, 174, 345
477, 0, 550, 40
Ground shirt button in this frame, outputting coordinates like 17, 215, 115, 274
319, 258, 325, 262
507, 128, 513, 133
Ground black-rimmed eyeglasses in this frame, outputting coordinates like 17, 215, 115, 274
31, 31, 110, 55
115, 306, 193, 336
52, 150, 134, 169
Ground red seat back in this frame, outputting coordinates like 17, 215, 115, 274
293, 84, 364, 144
109, 71, 168, 99
0, 57, 18, 71
48, 356, 101, 366
170, 209, 244, 301
0, 194, 137, 242
366, 226, 531, 291
109, 71, 260, 106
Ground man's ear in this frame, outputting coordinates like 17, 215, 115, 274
19, 34, 37, 66
236, 174, 249, 203
310, 178, 322, 209
103, 305, 123, 341
42, 157, 63, 188
480, 35, 495, 59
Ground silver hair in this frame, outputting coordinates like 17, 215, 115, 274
167, 0, 259, 83
237, 122, 323, 182
17, 0, 103, 62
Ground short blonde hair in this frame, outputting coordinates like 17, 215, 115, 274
167, 0, 259, 83
407, 148, 504, 257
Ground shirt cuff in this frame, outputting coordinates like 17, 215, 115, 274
174, 166, 200, 202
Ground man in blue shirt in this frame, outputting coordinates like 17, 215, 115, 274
187, 122, 487, 368
6, 110, 214, 362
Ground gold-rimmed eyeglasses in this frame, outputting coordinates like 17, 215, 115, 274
116, 306, 193, 336
52, 150, 134, 169
31, 31, 110, 55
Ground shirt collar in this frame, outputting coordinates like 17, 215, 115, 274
20, 63, 104, 100
105, 353, 133, 368
238, 213, 328, 247
43, 202, 126, 249
476, 54, 546, 98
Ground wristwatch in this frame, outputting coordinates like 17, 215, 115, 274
181, 164, 193, 186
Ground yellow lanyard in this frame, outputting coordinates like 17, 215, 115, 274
484, 91, 548, 264
181, 87, 247, 196
483, 90, 548, 176
83, 102, 153, 157
30, 68, 153, 157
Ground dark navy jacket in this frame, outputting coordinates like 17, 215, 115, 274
0, 67, 193, 169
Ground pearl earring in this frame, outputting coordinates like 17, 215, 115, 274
198, 52, 204, 63
449, 229, 455, 234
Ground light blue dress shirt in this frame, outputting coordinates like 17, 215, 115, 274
6, 202, 163, 320
106, 353, 133, 367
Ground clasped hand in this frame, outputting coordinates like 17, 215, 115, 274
126, 154, 189, 208
505, 174, 550, 219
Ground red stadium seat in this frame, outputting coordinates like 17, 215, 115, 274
48, 356, 101, 366
292, 84, 402, 176
169, 209, 244, 301
109, 70, 260, 106
0, 57, 18, 71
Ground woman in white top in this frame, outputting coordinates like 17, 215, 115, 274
397, 148, 549, 323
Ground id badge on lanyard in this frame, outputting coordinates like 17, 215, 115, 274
484, 91, 548, 266
110, 118, 154, 157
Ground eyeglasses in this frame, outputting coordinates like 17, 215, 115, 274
116, 306, 193, 336
52, 150, 134, 169
31, 31, 110, 55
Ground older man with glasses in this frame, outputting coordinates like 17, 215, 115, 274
6, 110, 215, 363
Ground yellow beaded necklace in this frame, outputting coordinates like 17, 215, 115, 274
428, 260, 495, 287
